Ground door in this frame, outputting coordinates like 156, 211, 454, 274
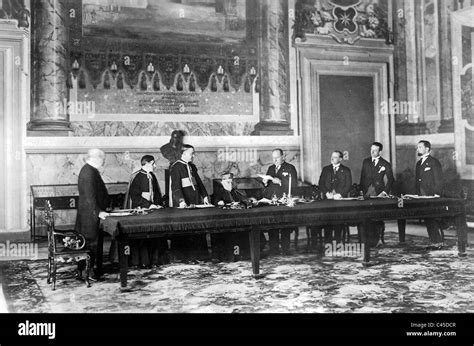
319, 75, 375, 184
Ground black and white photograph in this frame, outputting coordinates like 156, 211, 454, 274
0, 0, 473, 344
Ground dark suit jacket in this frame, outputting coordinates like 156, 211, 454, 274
125, 170, 163, 209
416, 155, 443, 196
75, 163, 109, 242
263, 161, 298, 198
359, 157, 394, 195
319, 164, 352, 197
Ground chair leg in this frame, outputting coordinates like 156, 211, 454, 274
306, 227, 311, 249
52, 258, 57, 290
47, 256, 52, 284
294, 228, 299, 250
85, 255, 91, 288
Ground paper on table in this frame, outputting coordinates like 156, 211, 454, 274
108, 212, 133, 216
333, 197, 360, 201
194, 204, 216, 208
402, 194, 440, 199
256, 198, 273, 205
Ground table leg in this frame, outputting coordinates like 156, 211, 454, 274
96, 230, 104, 277
249, 228, 261, 277
454, 214, 468, 256
360, 219, 371, 266
118, 236, 129, 290
397, 219, 406, 243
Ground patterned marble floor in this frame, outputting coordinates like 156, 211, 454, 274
1, 232, 473, 313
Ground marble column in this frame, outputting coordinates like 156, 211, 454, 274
28, 0, 71, 133
395, 0, 429, 135
438, 0, 455, 132
252, 0, 293, 135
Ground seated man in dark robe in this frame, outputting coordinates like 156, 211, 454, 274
211, 172, 251, 262
169, 144, 211, 262
124, 155, 169, 267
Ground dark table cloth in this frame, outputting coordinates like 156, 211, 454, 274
103, 198, 466, 238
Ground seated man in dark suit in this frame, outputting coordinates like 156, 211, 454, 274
359, 142, 394, 246
124, 155, 169, 267
75, 149, 110, 278
416, 140, 444, 249
262, 148, 298, 255
211, 172, 251, 262
310, 151, 352, 247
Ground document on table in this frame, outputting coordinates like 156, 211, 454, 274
402, 194, 440, 199
194, 204, 215, 208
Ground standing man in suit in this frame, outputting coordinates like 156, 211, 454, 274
169, 144, 211, 261
416, 140, 444, 249
359, 142, 394, 246
262, 148, 298, 255
75, 149, 110, 277
310, 151, 352, 246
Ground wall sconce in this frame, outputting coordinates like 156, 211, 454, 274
110, 61, 118, 72
217, 65, 224, 75
147, 62, 155, 73
183, 64, 190, 75
72, 59, 80, 71
249, 66, 256, 77
71, 59, 80, 78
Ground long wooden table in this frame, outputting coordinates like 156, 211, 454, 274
99, 198, 469, 290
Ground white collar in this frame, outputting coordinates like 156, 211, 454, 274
372, 156, 380, 161
86, 160, 101, 169
420, 153, 430, 161
332, 163, 341, 168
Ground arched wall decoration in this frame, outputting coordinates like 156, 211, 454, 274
63, 0, 260, 122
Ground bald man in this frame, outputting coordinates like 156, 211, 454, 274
75, 149, 110, 275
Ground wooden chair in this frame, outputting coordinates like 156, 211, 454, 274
44, 200, 91, 290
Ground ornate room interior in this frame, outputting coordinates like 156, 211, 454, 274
0, 0, 473, 315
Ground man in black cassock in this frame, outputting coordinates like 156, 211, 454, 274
262, 148, 298, 255
124, 155, 169, 267
75, 149, 110, 277
169, 144, 211, 261
211, 172, 251, 262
